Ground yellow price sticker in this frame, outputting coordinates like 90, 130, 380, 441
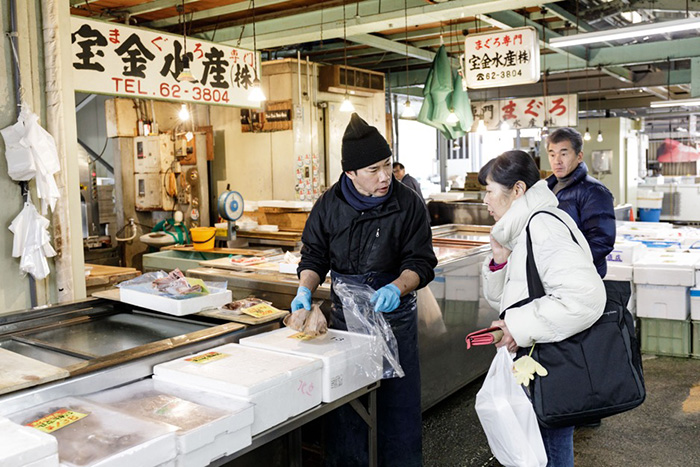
185, 351, 230, 364
288, 332, 316, 341
242, 303, 281, 318
27, 409, 89, 433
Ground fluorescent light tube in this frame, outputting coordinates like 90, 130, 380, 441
550, 17, 700, 48
650, 97, 700, 108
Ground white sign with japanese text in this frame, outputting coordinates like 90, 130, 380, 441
463, 26, 540, 89
470, 94, 578, 131
70, 16, 260, 108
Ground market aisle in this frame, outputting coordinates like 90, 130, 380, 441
422, 355, 700, 466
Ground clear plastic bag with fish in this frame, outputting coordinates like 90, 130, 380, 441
283, 301, 328, 337
333, 280, 404, 379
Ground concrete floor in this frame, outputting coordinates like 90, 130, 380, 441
422, 355, 700, 466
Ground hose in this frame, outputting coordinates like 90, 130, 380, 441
115, 218, 138, 242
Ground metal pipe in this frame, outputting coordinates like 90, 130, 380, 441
9, 0, 38, 308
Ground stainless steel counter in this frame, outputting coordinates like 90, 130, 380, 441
188, 243, 498, 410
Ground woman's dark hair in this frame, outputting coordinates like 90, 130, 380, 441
477, 150, 540, 189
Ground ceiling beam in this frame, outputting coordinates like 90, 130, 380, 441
113, 0, 197, 17
143, 0, 290, 29
205, 0, 556, 49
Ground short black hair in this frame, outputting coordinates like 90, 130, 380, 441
478, 150, 540, 189
393, 162, 404, 170
546, 127, 583, 154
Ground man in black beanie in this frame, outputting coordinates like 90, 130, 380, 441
293, 113, 436, 466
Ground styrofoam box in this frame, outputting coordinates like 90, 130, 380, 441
84, 378, 253, 455
176, 425, 251, 467
153, 344, 323, 435
636, 284, 689, 320
606, 241, 647, 266
0, 417, 58, 467
633, 251, 700, 286
7, 397, 177, 467
24, 454, 59, 467
119, 287, 232, 316
604, 263, 633, 282
240, 328, 382, 403
690, 289, 700, 321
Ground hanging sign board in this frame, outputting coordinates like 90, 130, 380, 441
463, 26, 540, 89
470, 94, 578, 131
70, 16, 260, 108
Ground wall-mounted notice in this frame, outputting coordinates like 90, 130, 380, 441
70, 16, 260, 108
470, 94, 578, 130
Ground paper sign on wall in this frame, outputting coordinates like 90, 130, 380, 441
470, 94, 578, 130
70, 16, 260, 108
463, 26, 540, 89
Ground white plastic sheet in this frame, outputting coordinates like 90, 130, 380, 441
475, 347, 547, 467
0, 105, 61, 214
8, 202, 57, 280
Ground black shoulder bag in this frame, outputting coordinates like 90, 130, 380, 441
505, 211, 645, 428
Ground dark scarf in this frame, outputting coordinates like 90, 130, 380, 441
341, 173, 393, 211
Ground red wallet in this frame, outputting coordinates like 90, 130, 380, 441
465, 326, 504, 349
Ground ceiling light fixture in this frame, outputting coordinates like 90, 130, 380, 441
178, 103, 190, 121
650, 97, 700, 108
476, 118, 486, 134
446, 109, 459, 126
340, 0, 354, 112
176, 0, 196, 83
549, 17, 700, 48
597, 67, 603, 142
400, 0, 415, 119
584, 127, 591, 141
596, 130, 603, 142
248, 0, 266, 103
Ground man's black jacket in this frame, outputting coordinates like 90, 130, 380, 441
298, 178, 437, 289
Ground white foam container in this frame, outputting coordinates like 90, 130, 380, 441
606, 241, 647, 266
0, 417, 58, 467
690, 288, 700, 321
153, 344, 323, 435
240, 328, 381, 403
119, 287, 232, 316
84, 378, 253, 455
633, 251, 700, 287
604, 263, 633, 282
176, 427, 251, 467
6, 397, 177, 467
635, 284, 689, 320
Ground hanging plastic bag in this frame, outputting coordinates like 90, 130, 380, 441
475, 347, 547, 467
8, 201, 56, 280
333, 280, 404, 379
0, 119, 36, 180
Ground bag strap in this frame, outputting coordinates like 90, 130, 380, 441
523, 210, 579, 300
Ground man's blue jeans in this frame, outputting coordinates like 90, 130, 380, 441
540, 425, 574, 467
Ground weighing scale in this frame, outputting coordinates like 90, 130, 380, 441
218, 190, 245, 247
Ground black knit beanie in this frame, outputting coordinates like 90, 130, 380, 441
341, 113, 392, 172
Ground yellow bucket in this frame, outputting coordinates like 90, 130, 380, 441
190, 227, 216, 250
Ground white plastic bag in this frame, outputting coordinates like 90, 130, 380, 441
475, 347, 547, 467
333, 280, 404, 379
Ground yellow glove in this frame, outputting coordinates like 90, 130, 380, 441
512, 355, 548, 386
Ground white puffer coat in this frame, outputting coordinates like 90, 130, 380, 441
482, 180, 606, 348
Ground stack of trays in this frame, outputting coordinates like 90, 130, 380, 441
7, 397, 177, 467
240, 328, 382, 402
0, 417, 58, 467
84, 379, 254, 467
154, 344, 323, 435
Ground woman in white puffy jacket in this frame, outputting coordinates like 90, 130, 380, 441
479, 150, 606, 467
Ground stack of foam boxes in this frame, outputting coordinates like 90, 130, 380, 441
0, 417, 59, 467
633, 250, 700, 357
604, 240, 647, 316
690, 272, 700, 358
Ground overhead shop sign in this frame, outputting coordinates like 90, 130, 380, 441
463, 26, 540, 89
470, 94, 578, 130
70, 16, 260, 107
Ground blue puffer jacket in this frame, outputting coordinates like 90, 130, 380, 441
546, 162, 616, 278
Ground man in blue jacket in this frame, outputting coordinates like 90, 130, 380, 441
292, 113, 437, 466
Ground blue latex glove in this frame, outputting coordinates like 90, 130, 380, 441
371, 284, 401, 313
291, 286, 312, 311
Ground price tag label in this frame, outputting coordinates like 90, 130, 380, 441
185, 351, 230, 364
288, 332, 316, 341
27, 409, 89, 433
242, 303, 281, 318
